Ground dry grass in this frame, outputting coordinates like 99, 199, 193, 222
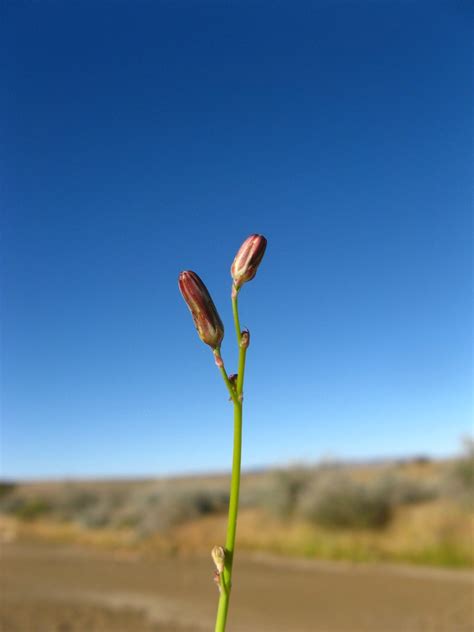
1, 453, 473, 568
2, 497, 472, 568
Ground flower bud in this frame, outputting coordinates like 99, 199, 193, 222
227, 373, 238, 401
240, 329, 250, 349
231, 234, 267, 291
228, 374, 238, 389
179, 271, 224, 349
211, 545, 226, 574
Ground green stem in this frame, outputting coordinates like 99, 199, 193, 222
214, 291, 247, 632
231, 289, 242, 346
232, 291, 247, 398
214, 349, 239, 407
214, 399, 242, 632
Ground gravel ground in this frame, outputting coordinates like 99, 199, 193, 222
1, 540, 473, 631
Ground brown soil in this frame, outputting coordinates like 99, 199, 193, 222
1, 540, 473, 631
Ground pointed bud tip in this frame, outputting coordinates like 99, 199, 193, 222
231, 234, 267, 289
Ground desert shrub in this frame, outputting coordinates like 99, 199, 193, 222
18, 499, 52, 521
134, 487, 229, 536
0, 492, 23, 514
4, 497, 52, 521
237, 475, 269, 508
0, 482, 16, 499
0, 485, 134, 528
263, 467, 313, 518
237, 485, 262, 508
76, 497, 118, 528
0, 481, 232, 533
298, 471, 392, 529
53, 486, 131, 527
55, 489, 102, 520
442, 439, 474, 509
411, 455, 432, 466
375, 471, 439, 506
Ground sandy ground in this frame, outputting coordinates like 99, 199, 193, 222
0, 540, 473, 632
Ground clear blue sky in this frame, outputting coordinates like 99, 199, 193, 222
1, 2, 472, 479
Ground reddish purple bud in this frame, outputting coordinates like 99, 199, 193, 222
179, 271, 224, 349
231, 234, 267, 291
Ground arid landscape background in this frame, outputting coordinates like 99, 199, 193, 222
3, 1, 472, 630
1, 444, 473, 631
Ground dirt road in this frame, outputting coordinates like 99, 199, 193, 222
1, 540, 472, 631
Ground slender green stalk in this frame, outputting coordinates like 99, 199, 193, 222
214, 291, 246, 632
180, 235, 266, 632
233, 292, 247, 397
231, 291, 242, 346
215, 349, 239, 407
214, 399, 242, 631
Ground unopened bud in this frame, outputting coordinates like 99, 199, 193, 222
231, 234, 267, 291
228, 374, 238, 401
240, 329, 250, 349
179, 271, 224, 349
229, 374, 238, 388
211, 545, 226, 574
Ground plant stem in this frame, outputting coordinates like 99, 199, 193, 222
214, 399, 242, 632
214, 292, 247, 632
231, 289, 242, 346
233, 293, 247, 397
216, 362, 240, 407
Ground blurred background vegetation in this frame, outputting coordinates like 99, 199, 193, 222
1, 439, 472, 568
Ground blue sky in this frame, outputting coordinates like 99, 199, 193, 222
1, 2, 472, 478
